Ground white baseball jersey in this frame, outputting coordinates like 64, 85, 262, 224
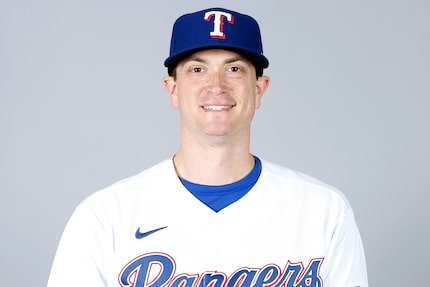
48, 158, 368, 287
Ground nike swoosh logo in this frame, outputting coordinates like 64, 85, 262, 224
135, 226, 168, 239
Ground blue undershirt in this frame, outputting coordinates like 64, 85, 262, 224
178, 156, 262, 212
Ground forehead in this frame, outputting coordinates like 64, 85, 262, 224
180, 49, 252, 65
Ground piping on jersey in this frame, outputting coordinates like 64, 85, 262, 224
119, 252, 324, 287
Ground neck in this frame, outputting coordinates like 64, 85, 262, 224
173, 140, 255, 186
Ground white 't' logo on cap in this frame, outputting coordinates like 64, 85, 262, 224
204, 11, 234, 39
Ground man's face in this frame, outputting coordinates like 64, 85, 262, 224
164, 49, 269, 142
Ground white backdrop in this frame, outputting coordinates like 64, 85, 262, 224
1, 1, 429, 286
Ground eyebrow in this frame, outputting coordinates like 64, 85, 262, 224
182, 55, 248, 66
183, 56, 206, 64
224, 56, 247, 64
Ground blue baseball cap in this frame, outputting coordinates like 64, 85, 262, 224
164, 7, 269, 76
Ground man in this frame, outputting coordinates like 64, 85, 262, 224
48, 7, 368, 287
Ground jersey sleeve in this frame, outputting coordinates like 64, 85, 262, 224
322, 206, 368, 287
47, 201, 112, 287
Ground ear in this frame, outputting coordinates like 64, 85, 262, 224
163, 76, 178, 108
255, 75, 270, 109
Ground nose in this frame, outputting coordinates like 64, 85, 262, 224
208, 70, 227, 93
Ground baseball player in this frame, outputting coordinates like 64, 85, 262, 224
47, 7, 368, 287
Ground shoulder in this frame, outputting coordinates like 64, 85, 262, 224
261, 159, 337, 190
78, 158, 176, 209
259, 159, 352, 210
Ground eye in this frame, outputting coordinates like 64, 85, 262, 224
191, 67, 203, 73
228, 66, 241, 72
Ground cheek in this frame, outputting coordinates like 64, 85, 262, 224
176, 83, 202, 106
244, 84, 261, 109
171, 81, 197, 109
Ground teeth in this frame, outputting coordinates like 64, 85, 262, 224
203, 105, 233, 111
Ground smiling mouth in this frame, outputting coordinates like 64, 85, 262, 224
202, 105, 235, 111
